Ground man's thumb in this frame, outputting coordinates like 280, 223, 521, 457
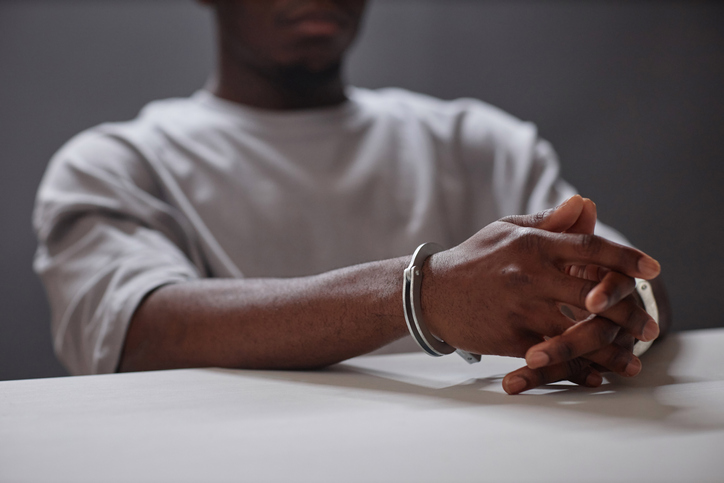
503, 195, 584, 231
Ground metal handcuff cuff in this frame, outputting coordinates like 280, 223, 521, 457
403, 243, 659, 362
403, 243, 481, 364
633, 277, 659, 357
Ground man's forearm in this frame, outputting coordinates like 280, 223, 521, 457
118, 257, 410, 372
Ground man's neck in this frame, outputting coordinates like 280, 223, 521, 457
211, 53, 348, 111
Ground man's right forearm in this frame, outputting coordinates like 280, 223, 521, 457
118, 257, 411, 372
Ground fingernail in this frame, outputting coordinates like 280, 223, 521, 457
587, 291, 608, 313
642, 319, 660, 342
625, 359, 642, 377
526, 351, 550, 369
638, 256, 661, 279
586, 372, 603, 387
505, 376, 527, 395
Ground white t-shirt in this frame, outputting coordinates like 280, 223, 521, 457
33, 87, 626, 375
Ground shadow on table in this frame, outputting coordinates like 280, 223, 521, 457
220, 334, 724, 434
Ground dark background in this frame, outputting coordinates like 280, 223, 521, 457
1, 1, 722, 380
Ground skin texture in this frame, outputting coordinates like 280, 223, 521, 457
121, 258, 410, 371
119, 0, 672, 394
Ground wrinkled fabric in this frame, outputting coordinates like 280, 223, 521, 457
33, 87, 627, 375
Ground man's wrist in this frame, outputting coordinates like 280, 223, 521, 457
403, 243, 480, 364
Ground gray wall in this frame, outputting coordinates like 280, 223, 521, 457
1, 1, 722, 380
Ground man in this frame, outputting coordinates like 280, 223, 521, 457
33, 0, 669, 394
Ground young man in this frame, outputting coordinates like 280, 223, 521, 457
33, 0, 669, 394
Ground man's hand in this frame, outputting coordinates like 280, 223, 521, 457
498, 196, 660, 394
419, 195, 660, 392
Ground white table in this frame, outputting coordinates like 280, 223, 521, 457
2, 329, 724, 483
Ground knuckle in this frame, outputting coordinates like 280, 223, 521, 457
544, 305, 573, 335
577, 234, 603, 256
607, 348, 633, 373
578, 280, 595, 307
566, 358, 589, 377
526, 369, 546, 387
514, 228, 539, 252
615, 332, 636, 351
595, 320, 619, 346
499, 214, 520, 224
530, 210, 548, 226
554, 338, 575, 362
624, 301, 641, 329
501, 265, 532, 287
613, 296, 648, 333
606, 282, 623, 304
596, 266, 609, 281
515, 228, 543, 253
635, 311, 653, 338
608, 273, 634, 300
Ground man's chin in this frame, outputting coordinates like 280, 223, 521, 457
272, 60, 343, 93
283, 32, 351, 65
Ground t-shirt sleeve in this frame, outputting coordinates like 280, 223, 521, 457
33, 130, 203, 375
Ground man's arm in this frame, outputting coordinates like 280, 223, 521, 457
119, 258, 409, 372
120, 196, 661, 381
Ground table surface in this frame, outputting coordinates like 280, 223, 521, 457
2, 329, 724, 483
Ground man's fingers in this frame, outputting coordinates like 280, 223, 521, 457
503, 195, 596, 235
525, 313, 645, 376
504, 215, 660, 281
545, 273, 599, 312
547, 232, 661, 281
566, 198, 597, 235
503, 359, 602, 395
584, 342, 642, 377
525, 316, 620, 369
600, 294, 659, 341
566, 367, 603, 387
504, 332, 640, 394
584, 270, 635, 313
546, 275, 657, 341
566, 263, 609, 282
502, 195, 585, 232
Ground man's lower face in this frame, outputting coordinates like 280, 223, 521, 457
216, 0, 367, 71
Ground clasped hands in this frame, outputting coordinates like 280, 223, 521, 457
420, 195, 660, 394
